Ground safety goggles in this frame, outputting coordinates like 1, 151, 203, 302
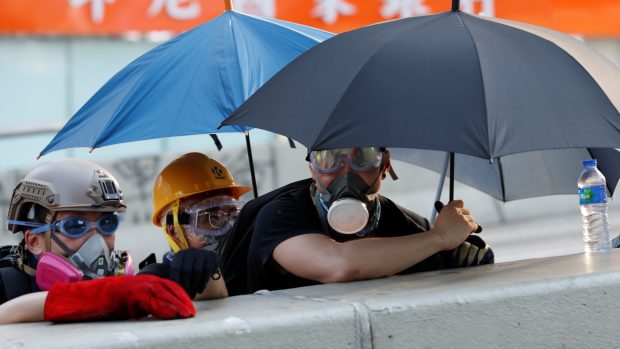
21, 213, 122, 238
309, 147, 384, 174
166, 197, 245, 237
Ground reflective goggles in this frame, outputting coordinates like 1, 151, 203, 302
309, 147, 384, 174
10, 213, 123, 238
167, 197, 245, 237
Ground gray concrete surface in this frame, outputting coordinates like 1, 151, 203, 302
2, 250, 620, 348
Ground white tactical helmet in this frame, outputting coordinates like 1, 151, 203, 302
7, 158, 126, 233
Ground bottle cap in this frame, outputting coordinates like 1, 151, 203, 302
583, 159, 597, 168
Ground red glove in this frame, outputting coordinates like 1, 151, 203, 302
44, 274, 195, 322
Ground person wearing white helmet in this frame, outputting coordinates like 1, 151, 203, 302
139, 152, 251, 300
0, 158, 195, 324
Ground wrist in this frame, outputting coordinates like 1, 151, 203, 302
422, 229, 446, 252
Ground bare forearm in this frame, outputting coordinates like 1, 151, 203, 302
339, 230, 444, 280
194, 277, 228, 300
275, 231, 447, 284
0, 292, 47, 324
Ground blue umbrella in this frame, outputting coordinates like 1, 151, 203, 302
39, 2, 333, 197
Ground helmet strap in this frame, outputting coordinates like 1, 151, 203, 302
168, 201, 190, 252
16, 243, 37, 277
162, 225, 181, 253
44, 229, 52, 253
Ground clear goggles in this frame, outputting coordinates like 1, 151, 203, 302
309, 147, 384, 174
167, 197, 245, 238
9, 213, 123, 239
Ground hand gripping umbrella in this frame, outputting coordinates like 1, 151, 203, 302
39, 0, 333, 198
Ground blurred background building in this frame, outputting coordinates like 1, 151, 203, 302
1, 0, 620, 264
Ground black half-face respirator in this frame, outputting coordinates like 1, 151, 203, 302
318, 173, 379, 235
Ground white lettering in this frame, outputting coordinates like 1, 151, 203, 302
460, 0, 495, 16
312, 0, 356, 25
380, 0, 430, 19
235, 0, 276, 18
148, 0, 201, 20
68, 0, 115, 23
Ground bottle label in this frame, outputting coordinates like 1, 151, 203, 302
579, 185, 607, 204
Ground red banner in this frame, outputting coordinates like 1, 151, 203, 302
1, 0, 619, 36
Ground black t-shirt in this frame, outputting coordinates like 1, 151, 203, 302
246, 182, 450, 293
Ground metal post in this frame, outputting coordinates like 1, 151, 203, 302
245, 131, 259, 198
430, 152, 451, 223
452, 0, 460, 12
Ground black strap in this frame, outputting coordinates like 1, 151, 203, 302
210, 134, 223, 151
138, 253, 157, 270
166, 212, 190, 225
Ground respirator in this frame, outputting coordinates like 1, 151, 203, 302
36, 233, 134, 290
318, 173, 379, 235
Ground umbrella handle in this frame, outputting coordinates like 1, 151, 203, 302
434, 201, 483, 234
224, 0, 233, 11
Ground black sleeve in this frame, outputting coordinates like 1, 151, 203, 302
0, 266, 34, 304
248, 194, 323, 269
0, 270, 6, 305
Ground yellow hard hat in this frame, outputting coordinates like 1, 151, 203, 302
151, 152, 252, 226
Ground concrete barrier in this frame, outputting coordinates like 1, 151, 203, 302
2, 250, 620, 348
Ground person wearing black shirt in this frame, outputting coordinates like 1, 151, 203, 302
245, 147, 493, 293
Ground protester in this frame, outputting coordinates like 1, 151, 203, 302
232, 147, 493, 294
140, 152, 251, 300
0, 158, 194, 324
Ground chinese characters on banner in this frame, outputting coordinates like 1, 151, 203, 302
0, 0, 619, 36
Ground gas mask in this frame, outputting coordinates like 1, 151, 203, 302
317, 173, 380, 235
35, 234, 134, 290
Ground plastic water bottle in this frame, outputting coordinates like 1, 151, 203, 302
578, 159, 611, 253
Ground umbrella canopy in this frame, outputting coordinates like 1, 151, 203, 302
223, 9, 620, 159
39, 11, 333, 155
390, 147, 620, 202
223, 3, 620, 202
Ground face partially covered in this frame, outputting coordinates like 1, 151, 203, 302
309, 147, 391, 196
162, 192, 245, 250
308, 147, 392, 235
25, 210, 117, 258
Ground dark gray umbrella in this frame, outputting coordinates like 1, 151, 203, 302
390, 147, 620, 202
223, 0, 620, 201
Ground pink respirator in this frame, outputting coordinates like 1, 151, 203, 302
35, 234, 135, 290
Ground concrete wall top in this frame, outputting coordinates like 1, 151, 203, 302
2, 251, 620, 349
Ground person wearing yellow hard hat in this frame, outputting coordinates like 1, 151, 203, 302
139, 152, 251, 300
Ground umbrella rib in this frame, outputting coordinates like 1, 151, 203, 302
459, 14, 492, 157
173, 29, 217, 133
90, 43, 185, 148
240, 12, 332, 42
226, 12, 250, 129
587, 148, 614, 195
497, 156, 507, 202
90, 78, 151, 149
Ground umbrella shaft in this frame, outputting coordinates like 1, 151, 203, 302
449, 152, 454, 202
